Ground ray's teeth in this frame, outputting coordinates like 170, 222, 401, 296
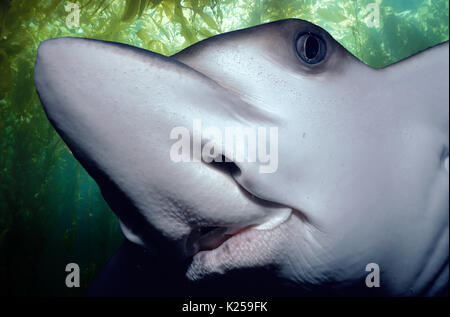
254, 209, 292, 230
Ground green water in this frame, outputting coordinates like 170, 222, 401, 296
0, 0, 448, 296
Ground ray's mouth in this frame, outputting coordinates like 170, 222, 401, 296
183, 155, 294, 257
184, 208, 292, 257
185, 224, 254, 256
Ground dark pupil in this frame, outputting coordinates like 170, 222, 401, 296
305, 35, 319, 59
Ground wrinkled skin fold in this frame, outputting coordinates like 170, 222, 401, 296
34, 19, 449, 296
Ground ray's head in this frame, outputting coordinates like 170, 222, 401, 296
34, 19, 449, 295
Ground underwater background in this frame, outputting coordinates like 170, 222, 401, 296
0, 0, 448, 296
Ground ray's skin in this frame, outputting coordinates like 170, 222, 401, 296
34, 19, 449, 296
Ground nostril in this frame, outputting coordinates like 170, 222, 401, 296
207, 154, 241, 177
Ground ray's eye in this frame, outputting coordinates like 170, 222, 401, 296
295, 33, 327, 65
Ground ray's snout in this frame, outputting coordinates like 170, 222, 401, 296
34, 37, 286, 260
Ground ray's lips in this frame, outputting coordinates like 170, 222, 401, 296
185, 208, 293, 257
185, 209, 296, 280
186, 224, 255, 256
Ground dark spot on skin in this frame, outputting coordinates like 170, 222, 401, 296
439, 146, 449, 165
